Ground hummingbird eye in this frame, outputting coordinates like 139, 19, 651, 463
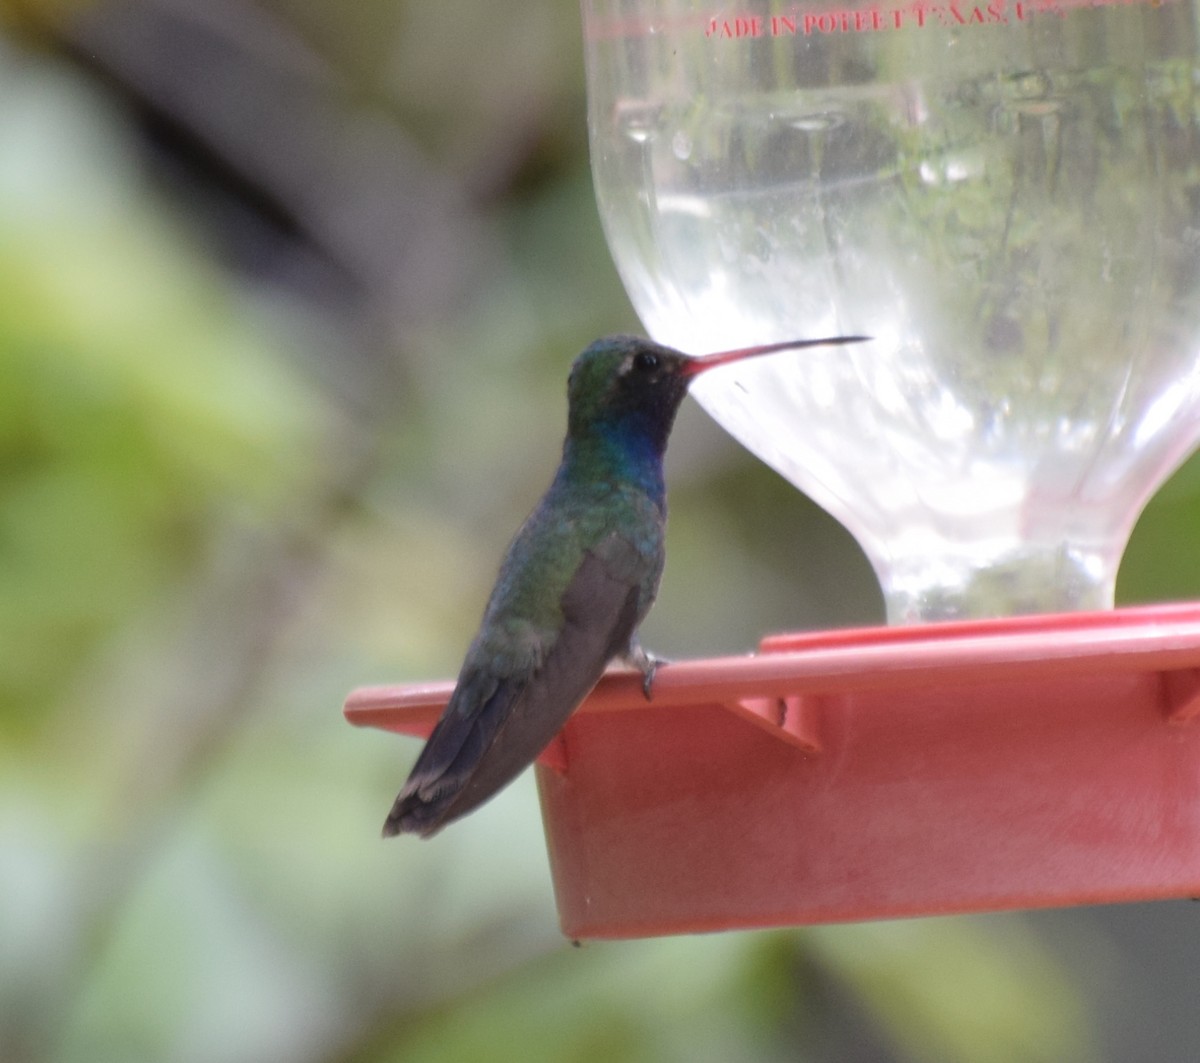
632, 351, 659, 373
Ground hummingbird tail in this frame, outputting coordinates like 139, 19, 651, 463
382, 784, 447, 838
381, 670, 525, 838
382, 539, 651, 837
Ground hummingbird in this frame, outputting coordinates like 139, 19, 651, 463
383, 332, 867, 837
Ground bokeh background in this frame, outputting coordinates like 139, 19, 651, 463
1, 1, 1200, 1060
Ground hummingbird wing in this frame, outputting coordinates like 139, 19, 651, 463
383, 529, 651, 837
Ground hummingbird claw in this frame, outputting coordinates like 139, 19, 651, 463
641, 659, 660, 700
624, 640, 666, 701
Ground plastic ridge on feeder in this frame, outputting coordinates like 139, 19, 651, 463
347, 601, 1200, 940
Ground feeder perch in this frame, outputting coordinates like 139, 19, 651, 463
346, 602, 1200, 939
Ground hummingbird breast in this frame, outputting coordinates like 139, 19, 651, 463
492, 474, 666, 640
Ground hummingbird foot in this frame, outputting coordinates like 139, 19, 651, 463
623, 640, 667, 700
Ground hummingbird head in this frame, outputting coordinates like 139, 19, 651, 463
564, 332, 871, 460
566, 336, 695, 455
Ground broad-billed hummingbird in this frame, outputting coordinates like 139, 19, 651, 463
384, 333, 867, 837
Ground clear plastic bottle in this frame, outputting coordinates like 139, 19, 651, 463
583, 0, 1200, 621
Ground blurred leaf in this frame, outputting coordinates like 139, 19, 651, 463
0, 48, 328, 730
58, 829, 344, 1063
368, 934, 803, 1063
809, 918, 1094, 1063
1119, 453, 1200, 604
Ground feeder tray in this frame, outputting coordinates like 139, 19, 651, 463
345, 601, 1200, 939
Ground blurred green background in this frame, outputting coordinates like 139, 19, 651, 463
1, 2, 1199, 1060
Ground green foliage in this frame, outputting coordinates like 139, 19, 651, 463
1120, 455, 1200, 603
0, 52, 325, 733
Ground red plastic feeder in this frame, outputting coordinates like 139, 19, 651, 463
345, 601, 1200, 939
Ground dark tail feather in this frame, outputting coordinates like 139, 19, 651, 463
382, 563, 639, 837
382, 672, 522, 838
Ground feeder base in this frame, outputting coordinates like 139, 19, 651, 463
345, 603, 1200, 939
